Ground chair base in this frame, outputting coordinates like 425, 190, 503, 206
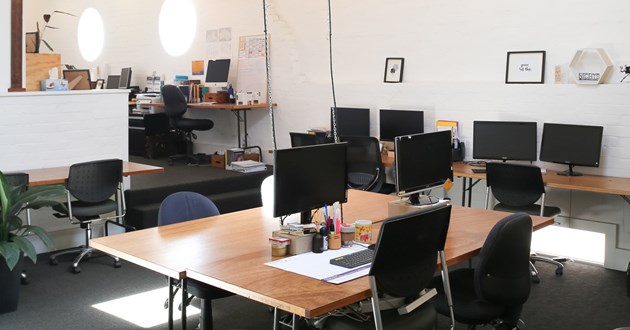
49, 246, 121, 274
530, 253, 565, 283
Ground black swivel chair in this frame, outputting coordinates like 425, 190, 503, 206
485, 162, 565, 283
289, 132, 329, 147
325, 204, 453, 330
5, 172, 31, 285
158, 191, 234, 330
431, 213, 533, 330
49, 159, 127, 274
162, 85, 214, 166
340, 136, 388, 193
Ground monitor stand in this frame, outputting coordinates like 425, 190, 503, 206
558, 164, 582, 176
408, 193, 439, 206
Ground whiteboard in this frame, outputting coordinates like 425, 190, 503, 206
236, 34, 268, 103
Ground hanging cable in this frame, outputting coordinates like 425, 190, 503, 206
327, 0, 339, 143
262, 0, 277, 151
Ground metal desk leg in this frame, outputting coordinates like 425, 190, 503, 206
461, 177, 467, 207
168, 278, 174, 330
235, 110, 242, 148
243, 109, 248, 148
181, 278, 187, 330
467, 178, 473, 207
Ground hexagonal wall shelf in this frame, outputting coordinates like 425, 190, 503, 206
568, 48, 613, 84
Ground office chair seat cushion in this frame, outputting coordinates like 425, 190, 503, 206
172, 118, 214, 132
430, 268, 506, 325
324, 301, 437, 330
493, 203, 561, 218
53, 200, 118, 219
187, 278, 234, 300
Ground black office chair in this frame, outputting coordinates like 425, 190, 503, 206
289, 132, 329, 147
158, 191, 234, 330
49, 159, 126, 274
485, 162, 565, 283
5, 172, 31, 285
431, 212, 533, 330
325, 204, 453, 330
162, 85, 214, 166
340, 136, 387, 193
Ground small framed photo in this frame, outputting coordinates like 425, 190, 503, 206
95, 79, 105, 89
505, 51, 546, 84
63, 69, 92, 90
384, 57, 404, 83
25, 32, 39, 53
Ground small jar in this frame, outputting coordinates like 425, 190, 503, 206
269, 237, 290, 257
340, 224, 355, 247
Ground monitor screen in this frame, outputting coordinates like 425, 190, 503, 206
118, 67, 132, 89
540, 123, 604, 176
473, 121, 537, 161
395, 130, 453, 205
205, 59, 231, 87
331, 107, 370, 138
106, 75, 120, 89
379, 109, 424, 142
274, 143, 348, 224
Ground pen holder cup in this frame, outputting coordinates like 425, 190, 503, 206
328, 233, 341, 250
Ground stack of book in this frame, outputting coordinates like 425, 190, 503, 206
230, 160, 267, 173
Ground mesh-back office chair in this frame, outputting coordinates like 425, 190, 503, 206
484, 162, 565, 283
158, 192, 234, 330
325, 204, 453, 330
289, 132, 329, 147
5, 173, 31, 285
49, 159, 127, 274
340, 136, 386, 193
162, 85, 214, 166
431, 213, 533, 330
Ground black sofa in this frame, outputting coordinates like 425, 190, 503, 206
124, 169, 273, 230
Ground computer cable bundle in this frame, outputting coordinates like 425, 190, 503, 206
262, 0, 278, 151
327, 0, 340, 143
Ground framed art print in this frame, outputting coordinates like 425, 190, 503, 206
384, 58, 404, 83
505, 51, 546, 84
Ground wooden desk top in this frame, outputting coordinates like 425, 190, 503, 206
23, 161, 164, 186
131, 101, 275, 110
453, 162, 630, 196
91, 189, 553, 318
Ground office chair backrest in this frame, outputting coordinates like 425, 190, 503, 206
162, 85, 188, 120
340, 136, 384, 191
289, 132, 326, 147
474, 212, 532, 306
158, 191, 220, 226
486, 162, 545, 207
5, 172, 29, 194
370, 204, 451, 298
67, 159, 122, 203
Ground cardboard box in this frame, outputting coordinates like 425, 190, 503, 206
211, 154, 225, 169
272, 230, 314, 255
40, 79, 69, 91
243, 153, 260, 162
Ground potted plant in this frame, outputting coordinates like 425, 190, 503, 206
36, 10, 76, 52
0, 171, 66, 314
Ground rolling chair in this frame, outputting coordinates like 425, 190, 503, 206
340, 136, 389, 193
289, 132, 329, 147
5, 172, 31, 285
484, 162, 565, 283
162, 85, 214, 166
325, 204, 453, 330
158, 191, 234, 330
430, 213, 533, 330
49, 159, 127, 274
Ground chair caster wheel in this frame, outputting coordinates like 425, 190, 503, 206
49, 258, 58, 266
164, 299, 170, 309
532, 275, 540, 284
72, 266, 81, 274
114, 260, 122, 268
555, 268, 563, 276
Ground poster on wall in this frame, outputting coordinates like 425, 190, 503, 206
505, 51, 546, 84
236, 34, 268, 104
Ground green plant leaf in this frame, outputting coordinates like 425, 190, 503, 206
10, 235, 36, 263
43, 14, 51, 23
0, 241, 20, 270
23, 226, 54, 250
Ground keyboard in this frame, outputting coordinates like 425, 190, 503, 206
472, 168, 486, 174
330, 249, 374, 269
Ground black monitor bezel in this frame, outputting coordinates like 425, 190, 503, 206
205, 59, 231, 84
379, 109, 425, 142
472, 121, 538, 161
331, 107, 370, 138
539, 122, 604, 168
118, 67, 132, 89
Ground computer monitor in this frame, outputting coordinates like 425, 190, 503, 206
331, 107, 370, 138
395, 130, 453, 206
273, 143, 348, 224
289, 132, 329, 147
118, 67, 132, 89
473, 121, 538, 161
379, 109, 424, 150
205, 59, 231, 88
106, 75, 120, 89
540, 123, 604, 176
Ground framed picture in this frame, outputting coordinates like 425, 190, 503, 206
63, 69, 92, 90
505, 51, 546, 84
95, 79, 105, 89
25, 32, 39, 53
384, 57, 404, 83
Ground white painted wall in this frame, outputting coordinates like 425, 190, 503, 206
4, 0, 630, 269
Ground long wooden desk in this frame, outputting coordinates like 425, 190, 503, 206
453, 162, 630, 206
133, 102, 274, 148
22, 161, 164, 186
91, 189, 553, 323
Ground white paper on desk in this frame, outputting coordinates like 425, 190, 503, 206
265, 245, 370, 285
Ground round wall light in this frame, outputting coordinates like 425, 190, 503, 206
77, 8, 104, 62
159, 0, 197, 56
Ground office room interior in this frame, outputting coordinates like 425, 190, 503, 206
2, 0, 630, 279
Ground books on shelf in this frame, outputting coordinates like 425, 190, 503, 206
230, 160, 267, 173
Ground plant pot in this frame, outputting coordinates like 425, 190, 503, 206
0, 258, 23, 314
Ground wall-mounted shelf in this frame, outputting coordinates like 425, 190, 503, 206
568, 48, 612, 84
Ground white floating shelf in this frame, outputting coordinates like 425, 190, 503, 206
568, 48, 613, 84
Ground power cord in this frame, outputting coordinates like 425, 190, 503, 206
327, 0, 339, 143
262, 0, 277, 151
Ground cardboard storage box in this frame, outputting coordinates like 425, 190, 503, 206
211, 154, 225, 169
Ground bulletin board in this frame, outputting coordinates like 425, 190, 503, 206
236, 34, 268, 103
